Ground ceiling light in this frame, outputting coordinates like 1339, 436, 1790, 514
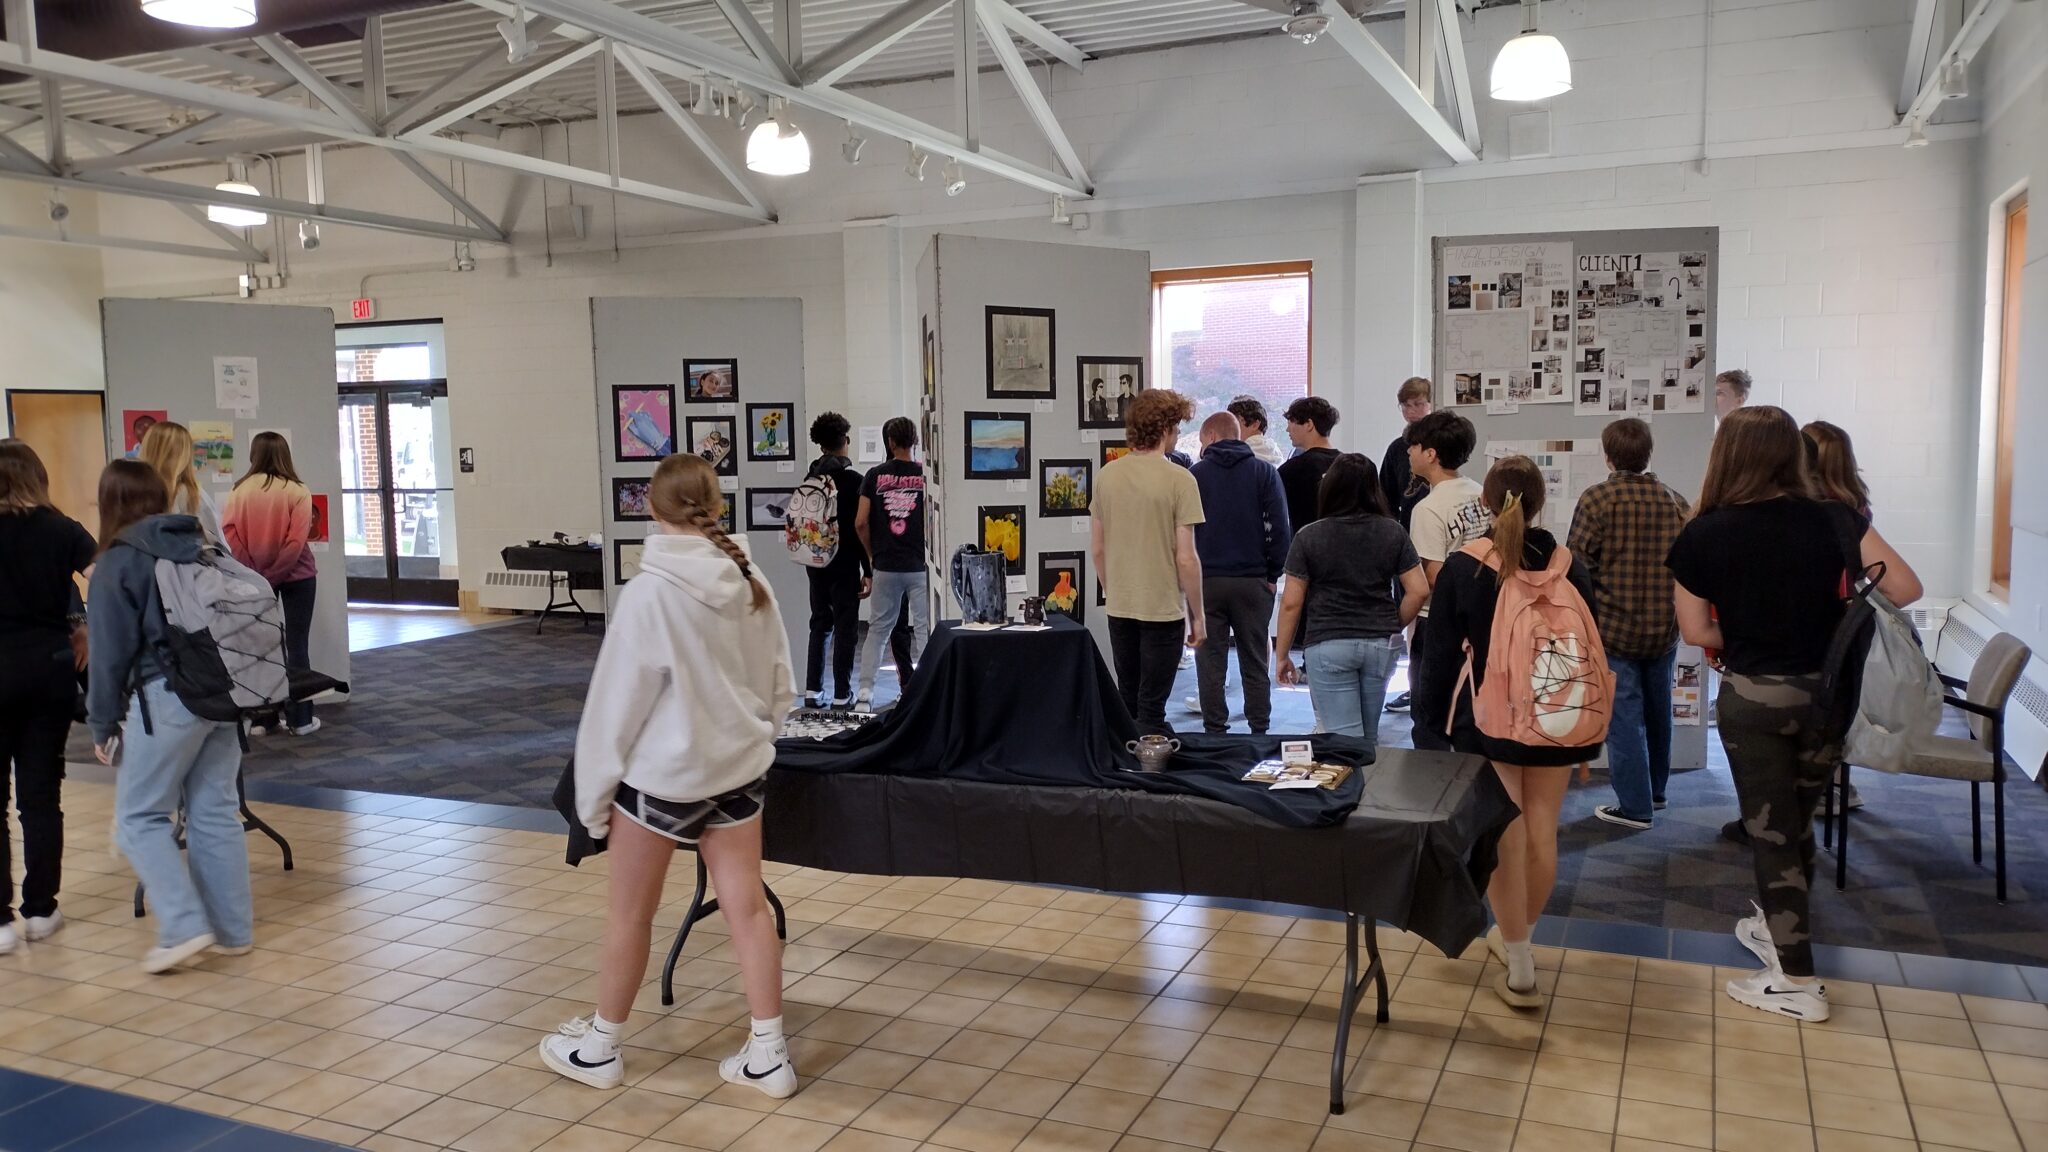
298, 220, 321, 250
207, 180, 267, 227
1903, 121, 1929, 148
1939, 58, 1968, 99
746, 97, 810, 175
1282, 1, 1330, 45
942, 157, 965, 196
1050, 194, 1070, 224
142, 0, 257, 29
691, 77, 717, 116
734, 87, 757, 130
842, 122, 866, 165
1491, 0, 1571, 102
906, 144, 929, 181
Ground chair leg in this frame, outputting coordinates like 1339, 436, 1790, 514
1835, 765, 1848, 892
1995, 778, 2007, 905
1972, 781, 1983, 864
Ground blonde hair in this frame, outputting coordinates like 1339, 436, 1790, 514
1483, 455, 1546, 591
1801, 420, 1868, 512
648, 453, 770, 612
139, 420, 202, 518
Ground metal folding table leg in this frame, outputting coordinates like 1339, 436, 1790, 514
134, 767, 293, 917
1329, 913, 1390, 1115
659, 855, 788, 1006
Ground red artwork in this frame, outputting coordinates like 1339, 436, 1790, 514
308, 494, 330, 543
122, 409, 166, 455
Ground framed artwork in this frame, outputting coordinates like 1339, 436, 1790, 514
1039, 551, 1084, 624
921, 315, 936, 412
977, 505, 1025, 576
308, 494, 329, 543
683, 358, 738, 403
121, 409, 165, 456
1038, 458, 1092, 517
613, 385, 675, 461
746, 487, 794, 531
612, 476, 653, 522
1098, 439, 1130, 467
1076, 358, 1143, 429
985, 306, 1055, 399
614, 539, 645, 585
716, 496, 737, 536
746, 403, 795, 461
962, 411, 1030, 480
688, 415, 738, 476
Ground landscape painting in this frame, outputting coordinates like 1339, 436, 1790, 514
963, 411, 1030, 480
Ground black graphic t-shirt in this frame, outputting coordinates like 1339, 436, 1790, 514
860, 459, 927, 572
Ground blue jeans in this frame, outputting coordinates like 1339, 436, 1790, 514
859, 569, 930, 696
1606, 649, 1676, 822
1305, 636, 1400, 744
116, 679, 253, 949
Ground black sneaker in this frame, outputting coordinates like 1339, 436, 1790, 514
1593, 805, 1652, 831
1385, 691, 1412, 713
1653, 797, 1667, 810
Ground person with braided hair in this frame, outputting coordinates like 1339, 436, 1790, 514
544, 453, 800, 1098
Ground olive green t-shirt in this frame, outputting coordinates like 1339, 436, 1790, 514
1093, 453, 1205, 622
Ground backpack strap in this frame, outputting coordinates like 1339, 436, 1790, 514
1458, 538, 1499, 571
1446, 640, 1478, 739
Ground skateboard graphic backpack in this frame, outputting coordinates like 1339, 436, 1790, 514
1450, 538, 1613, 751
784, 472, 841, 568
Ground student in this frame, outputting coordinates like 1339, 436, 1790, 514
1713, 368, 1751, 421
1379, 376, 1434, 714
1276, 397, 1341, 535
222, 432, 319, 737
801, 413, 870, 708
548, 453, 797, 1094
1274, 453, 1427, 744
1416, 455, 1597, 1009
0, 440, 95, 954
1668, 406, 1921, 1022
1227, 396, 1287, 467
1404, 410, 1492, 751
1802, 420, 1871, 519
855, 417, 929, 708
1093, 389, 1206, 734
1569, 419, 1690, 830
1189, 412, 1290, 734
88, 459, 254, 973
138, 420, 223, 543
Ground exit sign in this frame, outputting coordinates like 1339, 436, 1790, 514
349, 297, 376, 321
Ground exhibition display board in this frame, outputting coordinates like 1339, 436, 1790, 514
99, 298, 351, 693
1431, 227, 1720, 770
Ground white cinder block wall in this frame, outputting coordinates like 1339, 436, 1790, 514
38, 0, 2020, 617
0, 182, 106, 435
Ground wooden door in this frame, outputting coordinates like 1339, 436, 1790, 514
6, 389, 108, 525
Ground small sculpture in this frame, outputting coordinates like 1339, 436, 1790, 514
1020, 596, 1046, 626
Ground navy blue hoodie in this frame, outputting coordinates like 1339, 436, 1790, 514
87, 513, 203, 742
1190, 439, 1292, 581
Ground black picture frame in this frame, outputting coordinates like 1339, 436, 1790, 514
977, 504, 1026, 577
921, 315, 936, 412
962, 410, 1031, 480
745, 403, 796, 461
1039, 551, 1085, 624
985, 306, 1056, 399
1098, 439, 1129, 468
686, 415, 739, 476
683, 358, 739, 403
613, 538, 645, 585
717, 498, 737, 536
612, 384, 676, 462
1076, 357, 1143, 429
745, 487, 794, 531
1038, 458, 1092, 518
611, 476, 653, 522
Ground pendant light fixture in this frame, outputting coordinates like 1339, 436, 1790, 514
142, 0, 258, 29
746, 97, 811, 176
1490, 0, 1571, 102
207, 162, 267, 227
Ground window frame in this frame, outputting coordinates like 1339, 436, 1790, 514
1991, 191, 2025, 599
1150, 261, 1315, 396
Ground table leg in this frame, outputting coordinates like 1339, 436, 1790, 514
1329, 913, 1390, 1115
659, 855, 788, 1007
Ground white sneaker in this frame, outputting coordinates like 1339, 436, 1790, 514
214, 942, 253, 957
289, 717, 322, 737
0, 923, 17, 955
1182, 695, 1202, 714
538, 1018, 624, 1089
1734, 902, 1775, 969
720, 1040, 797, 1099
855, 691, 873, 709
1725, 969, 1829, 1022
142, 932, 216, 974
246, 724, 269, 737
23, 910, 62, 942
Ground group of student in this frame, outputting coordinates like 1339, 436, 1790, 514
0, 424, 322, 963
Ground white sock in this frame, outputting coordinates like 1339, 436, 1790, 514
749, 1016, 785, 1057
1503, 939, 1536, 992
579, 1014, 623, 1062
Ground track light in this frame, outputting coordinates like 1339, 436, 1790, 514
746, 97, 810, 175
1903, 121, 1929, 148
906, 144, 929, 181
1491, 0, 1572, 101
1050, 194, 1070, 224
298, 220, 321, 250
691, 77, 716, 116
842, 122, 866, 165
1282, 1, 1329, 45
208, 163, 266, 227
1939, 58, 1968, 100
496, 4, 535, 63
942, 157, 965, 196
142, 0, 257, 29
733, 87, 756, 130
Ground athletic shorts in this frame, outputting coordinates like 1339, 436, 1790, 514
612, 779, 765, 846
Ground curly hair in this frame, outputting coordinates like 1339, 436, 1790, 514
1124, 389, 1194, 451
809, 411, 851, 452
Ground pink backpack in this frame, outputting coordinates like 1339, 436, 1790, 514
1448, 539, 1613, 752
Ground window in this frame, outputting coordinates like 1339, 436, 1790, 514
1152, 262, 1312, 454
336, 342, 432, 383
1992, 192, 2025, 597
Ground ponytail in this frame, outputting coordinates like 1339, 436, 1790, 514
648, 452, 771, 612
1481, 455, 1546, 594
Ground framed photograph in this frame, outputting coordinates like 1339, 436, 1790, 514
613, 538, 645, 585
985, 306, 1055, 399
612, 385, 675, 461
962, 411, 1030, 480
744, 403, 794, 461
745, 487, 793, 531
683, 358, 738, 403
977, 505, 1026, 576
1099, 439, 1130, 467
1038, 458, 1092, 517
922, 411, 942, 485
921, 316, 936, 412
612, 476, 653, 522
716, 496, 736, 536
1039, 551, 1084, 624
687, 416, 738, 475
1076, 358, 1143, 429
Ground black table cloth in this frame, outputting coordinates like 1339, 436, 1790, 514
501, 544, 603, 589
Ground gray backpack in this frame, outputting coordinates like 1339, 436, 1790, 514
125, 537, 291, 723
1842, 589, 1944, 774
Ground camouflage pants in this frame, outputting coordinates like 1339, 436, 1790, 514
1718, 672, 1840, 978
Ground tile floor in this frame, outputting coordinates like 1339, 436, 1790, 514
8, 780, 2048, 1152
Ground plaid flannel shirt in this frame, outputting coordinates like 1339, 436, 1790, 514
1566, 471, 1691, 660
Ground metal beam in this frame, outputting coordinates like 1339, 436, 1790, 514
1900, 0, 1939, 115
1321, 2, 1477, 164
38, 79, 63, 169
977, 1, 1086, 183
363, 15, 389, 122
417, 133, 774, 222
0, 128, 52, 174
955, 0, 980, 151
1403, 0, 1436, 105
113, 82, 298, 164
711, 0, 799, 84
1901, 0, 2011, 128
406, 38, 604, 138
171, 203, 269, 262
167, 45, 296, 88
1433, 0, 1480, 157
0, 220, 258, 263
0, 42, 351, 134
617, 46, 768, 214
597, 39, 619, 184
775, 0, 802, 73
383, 17, 562, 133
73, 130, 330, 172
800, 0, 948, 87
0, 101, 154, 147
980, 0, 1085, 71
391, 152, 510, 241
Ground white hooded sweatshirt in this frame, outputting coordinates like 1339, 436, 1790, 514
1244, 432, 1287, 468
573, 532, 795, 839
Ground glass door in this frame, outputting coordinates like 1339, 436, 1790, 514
339, 381, 457, 605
